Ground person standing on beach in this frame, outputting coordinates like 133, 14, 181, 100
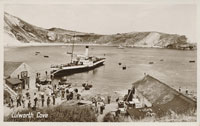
38, 83, 41, 91
107, 96, 111, 104
21, 96, 25, 108
25, 90, 30, 99
45, 71, 48, 81
70, 92, 73, 100
28, 100, 31, 108
50, 74, 54, 80
16, 95, 21, 107
186, 88, 189, 95
47, 97, 51, 107
48, 88, 52, 96
41, 92, 45, 107
54, 88, 58, 98
61, 89, 65, 100
54, 84, 57, 90
9, 96, 13, 108
33, 93, 38, 107
66, 89, 69, 100
52, 94, 55, 105
77, 94, 81, 100
92, 97, 97, 107
100, 102, 105, 114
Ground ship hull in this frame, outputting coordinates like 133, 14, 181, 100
52, 60, 105, 77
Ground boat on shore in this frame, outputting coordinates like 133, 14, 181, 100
50, 35, 105, 77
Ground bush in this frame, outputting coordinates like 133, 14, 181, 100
102, 110, 196, 122
5, 104, 97, 122
103, 112, 125, 122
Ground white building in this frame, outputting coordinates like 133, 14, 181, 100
4, 61, 36, 93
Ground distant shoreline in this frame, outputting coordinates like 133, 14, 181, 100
4, 43, 114, 48
4, 42, 196, 51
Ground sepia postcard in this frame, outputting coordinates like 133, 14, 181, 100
0, 0, 199, 126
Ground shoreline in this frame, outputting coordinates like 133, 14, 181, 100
4, 43, 114, 48
3, 42, 196, 50
4, 43, 197, 51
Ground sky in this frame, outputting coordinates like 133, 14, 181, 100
4, 4, 197, 42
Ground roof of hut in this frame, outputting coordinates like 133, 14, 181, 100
130, 75, 196, 115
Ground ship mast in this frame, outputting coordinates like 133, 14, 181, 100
71, 34, 75, 63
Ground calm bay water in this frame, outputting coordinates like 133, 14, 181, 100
4, 45, 197, 97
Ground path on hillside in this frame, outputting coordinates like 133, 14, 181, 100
97, 102, 118, 122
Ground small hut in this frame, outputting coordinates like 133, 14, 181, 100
126, 75, 196, 119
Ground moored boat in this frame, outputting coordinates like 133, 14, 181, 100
189, 60, 195, 63
51, 45, 105, 77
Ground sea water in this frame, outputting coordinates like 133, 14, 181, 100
4, 45, 197, 97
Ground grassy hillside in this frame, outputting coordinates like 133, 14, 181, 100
103, 111, 196, 122
4, 12, 195, 49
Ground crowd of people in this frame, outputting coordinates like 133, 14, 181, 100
8, 91, 55, 109
7, 82, 83, 110
6, 71, 119, 118
8, 86, 113, 117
